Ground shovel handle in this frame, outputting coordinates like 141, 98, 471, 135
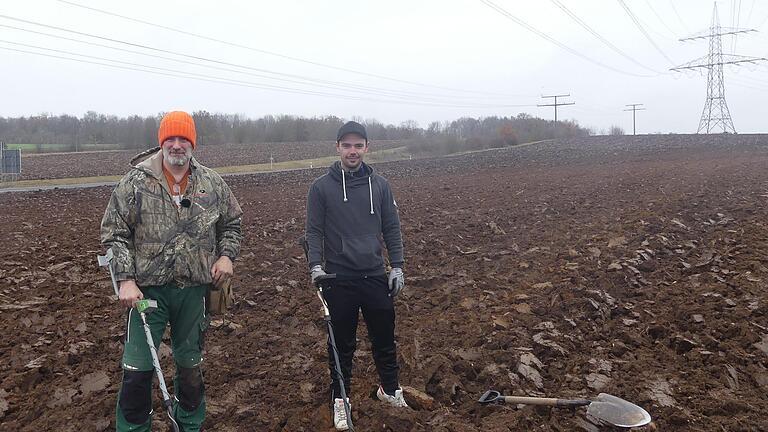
503, 396, 591, 407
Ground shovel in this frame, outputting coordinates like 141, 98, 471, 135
478, 390, 652, 428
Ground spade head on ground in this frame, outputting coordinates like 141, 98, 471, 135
586, 393, 652, 428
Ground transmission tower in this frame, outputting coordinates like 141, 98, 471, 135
670, 3, 766, 134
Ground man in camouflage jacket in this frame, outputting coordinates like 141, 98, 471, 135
101, 111, 243, 432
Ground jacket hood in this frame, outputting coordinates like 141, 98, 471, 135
327, 160, 375, 182
129, 146, 199, 179
327, 160, 376, 215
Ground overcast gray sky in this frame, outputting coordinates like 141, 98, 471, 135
1, 0, 767, 134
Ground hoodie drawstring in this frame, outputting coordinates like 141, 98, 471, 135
368, 177, 374, 215
340, 166, 375, 215
342, 170, 348, 202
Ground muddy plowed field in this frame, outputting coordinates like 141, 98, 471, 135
1, 134, 768, 431
17, 140, 408, 181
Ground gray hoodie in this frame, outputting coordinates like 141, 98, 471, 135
305, 161, 404, 277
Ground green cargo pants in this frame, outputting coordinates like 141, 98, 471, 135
116, 283, 209, 432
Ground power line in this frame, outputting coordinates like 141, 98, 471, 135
0, 22, 526, 104
55, 0, 508, 97
0, 41, 535, 109
0, 15, 537, 106
730, 80, 768, 92
0, 42, 395, 102
570, 105, 623, 117
759, 10, 768, 29
746, 0, 757, 26
616, 0, 676, 66
730, 77, 768, 91
644, 0, 679, 39
478, 0, 655, 77
729, 71, 768, 85
669, 0, 691, 34
731, 0, 738, 46
548, 0, 663, 74
733, 0, 743, 52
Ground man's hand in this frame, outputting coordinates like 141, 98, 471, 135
211, 256, 234, 288
118, 280, 143, 308
388, 268, 405, 297
310, 265, 327, 287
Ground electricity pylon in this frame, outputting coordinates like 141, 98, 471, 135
671, 3, 766, 134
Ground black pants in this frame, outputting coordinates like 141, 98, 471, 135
323, 275, 399, 399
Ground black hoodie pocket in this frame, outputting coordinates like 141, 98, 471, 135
341, 234, 382, 269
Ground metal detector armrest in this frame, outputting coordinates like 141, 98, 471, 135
96, 248, 119, 297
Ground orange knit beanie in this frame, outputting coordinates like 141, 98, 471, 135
158, 111, 197, 148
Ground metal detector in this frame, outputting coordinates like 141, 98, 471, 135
97, 249, 181, 432
135, 299, 181, 432
297, 236, 354, 431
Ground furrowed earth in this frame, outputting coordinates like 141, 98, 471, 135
1, 134, 767, 431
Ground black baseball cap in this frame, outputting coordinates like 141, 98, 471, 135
336, 121, 368, 142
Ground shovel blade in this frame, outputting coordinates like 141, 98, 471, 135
586, 393, 652, 428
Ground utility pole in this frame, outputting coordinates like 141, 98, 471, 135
671, 3, 766, 133
538, 94, 575, 122
623, 104, 645, 135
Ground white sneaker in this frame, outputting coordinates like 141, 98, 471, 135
333, 398, 351, 431
376, 386, 409, 408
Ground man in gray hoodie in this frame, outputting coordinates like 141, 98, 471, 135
305, 121, 407, 430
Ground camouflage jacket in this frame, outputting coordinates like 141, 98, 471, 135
100, 148, 243, 288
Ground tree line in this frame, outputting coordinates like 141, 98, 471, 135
0, 111, 590, 153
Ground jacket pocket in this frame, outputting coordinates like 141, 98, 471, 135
196, 245, 216, 285
341, 234, 383, 270
134, 243, 166, 278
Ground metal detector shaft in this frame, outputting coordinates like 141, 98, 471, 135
324, 302, 354, 431
298, 237, 354, 430
137, 309, 180, 432
315, 275, 354, 431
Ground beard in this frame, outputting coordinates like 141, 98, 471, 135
163, 146, 192, 166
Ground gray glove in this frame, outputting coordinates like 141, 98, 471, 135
388, 267, 405, 297
310, 265, 327, 287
